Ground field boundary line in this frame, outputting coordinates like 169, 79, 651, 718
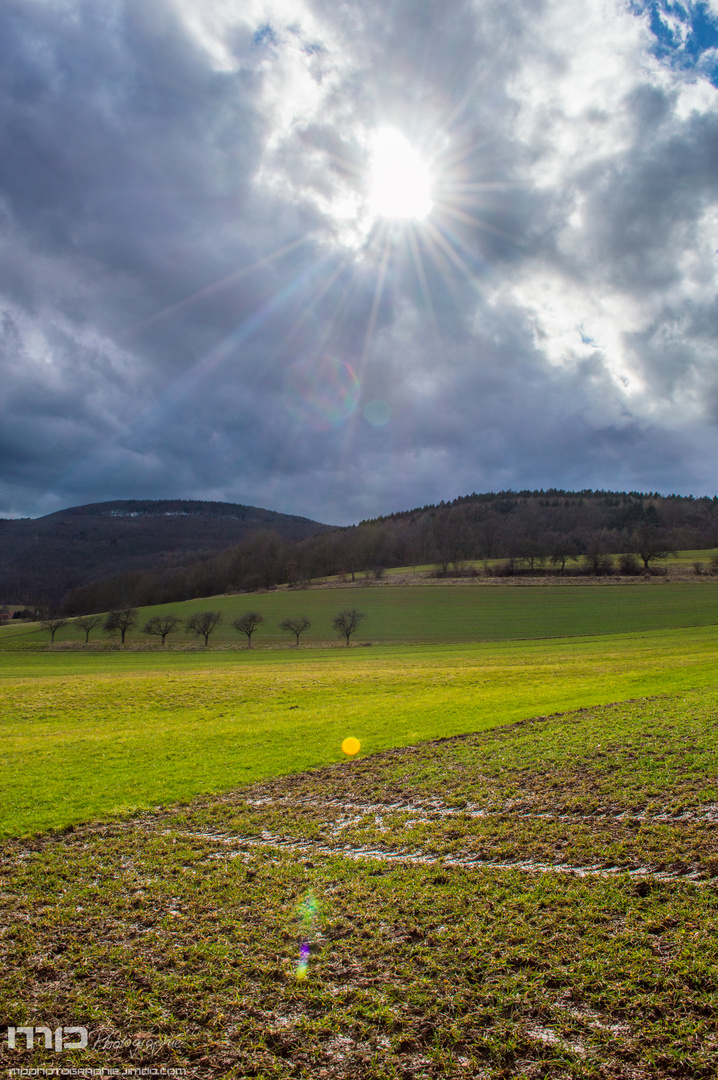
166, 828, 716, 884
244, 795, 718, 824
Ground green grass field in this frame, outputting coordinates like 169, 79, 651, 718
660, 546, 718, 566
3, 579, 718, 651
3, 581, 718, 1077
381, 547, 718, 572
3, 621, 718, 837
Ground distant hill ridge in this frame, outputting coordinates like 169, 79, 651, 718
43, 498, 319, 523
0, 499, 333, 605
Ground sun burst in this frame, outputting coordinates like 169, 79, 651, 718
367, 127, 433, 221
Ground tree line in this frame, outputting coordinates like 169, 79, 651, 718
40, 608, 367, 647
59, 488, 718, 615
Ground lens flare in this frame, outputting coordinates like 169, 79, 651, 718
296, 892, 320, 980
284, 355, 360, 431
363, 399, 391, 427
296, 941, 310, 980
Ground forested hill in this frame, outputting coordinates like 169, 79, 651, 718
349, 488, 718, 571
359, 489, 718, 531
363, 489, 716, 545
57, 488, 718, 616
0, 500, 333, 605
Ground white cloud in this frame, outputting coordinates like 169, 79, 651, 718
675, 76, 718, 118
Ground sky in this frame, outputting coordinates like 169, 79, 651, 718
1, 0, 718, 525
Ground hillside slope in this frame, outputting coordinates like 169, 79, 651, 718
0, 499, 332, 604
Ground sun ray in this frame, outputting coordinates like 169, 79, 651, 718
315, 263, 377, 349
264, 266, 374, 502
117, 235, 313, 341
178, 260, 330, 391
277, 255, 354, 351
316, 227, 393, 509
406, 224, 445, 362
421, 218, 479, 282
434, 200, 517, 244
360, 228, 393, 367
448, 181, 524, 195
51, 257, 332, 501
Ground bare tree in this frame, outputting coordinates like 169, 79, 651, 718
144, 613, 183, 645
279, 615, 310, 646
76, 614, 102, 643
499, 526, 524, 576
185, 610, 222, 646
618, 553, 642, 575
104, 607, 138, 645
548, 535, 581, 575
41, 616, 69, 643
632, 522, 676, 570
433, 510, 467, 576
233, 611, 264, 648
582, 533, 614, 576
519, 537, 547, 573
332, 608, 367, 646
518, 512, 549, 571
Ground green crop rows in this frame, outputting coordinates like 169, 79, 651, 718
3, 579, 718, 650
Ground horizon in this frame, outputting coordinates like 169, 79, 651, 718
3, 483, 718, 527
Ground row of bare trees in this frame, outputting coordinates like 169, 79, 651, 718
40, 608, 367, 647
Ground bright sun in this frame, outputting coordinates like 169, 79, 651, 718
367, 127, 433, 221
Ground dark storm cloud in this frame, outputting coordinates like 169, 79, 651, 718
1, 0, 717, 523
572, 102, 718, 292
